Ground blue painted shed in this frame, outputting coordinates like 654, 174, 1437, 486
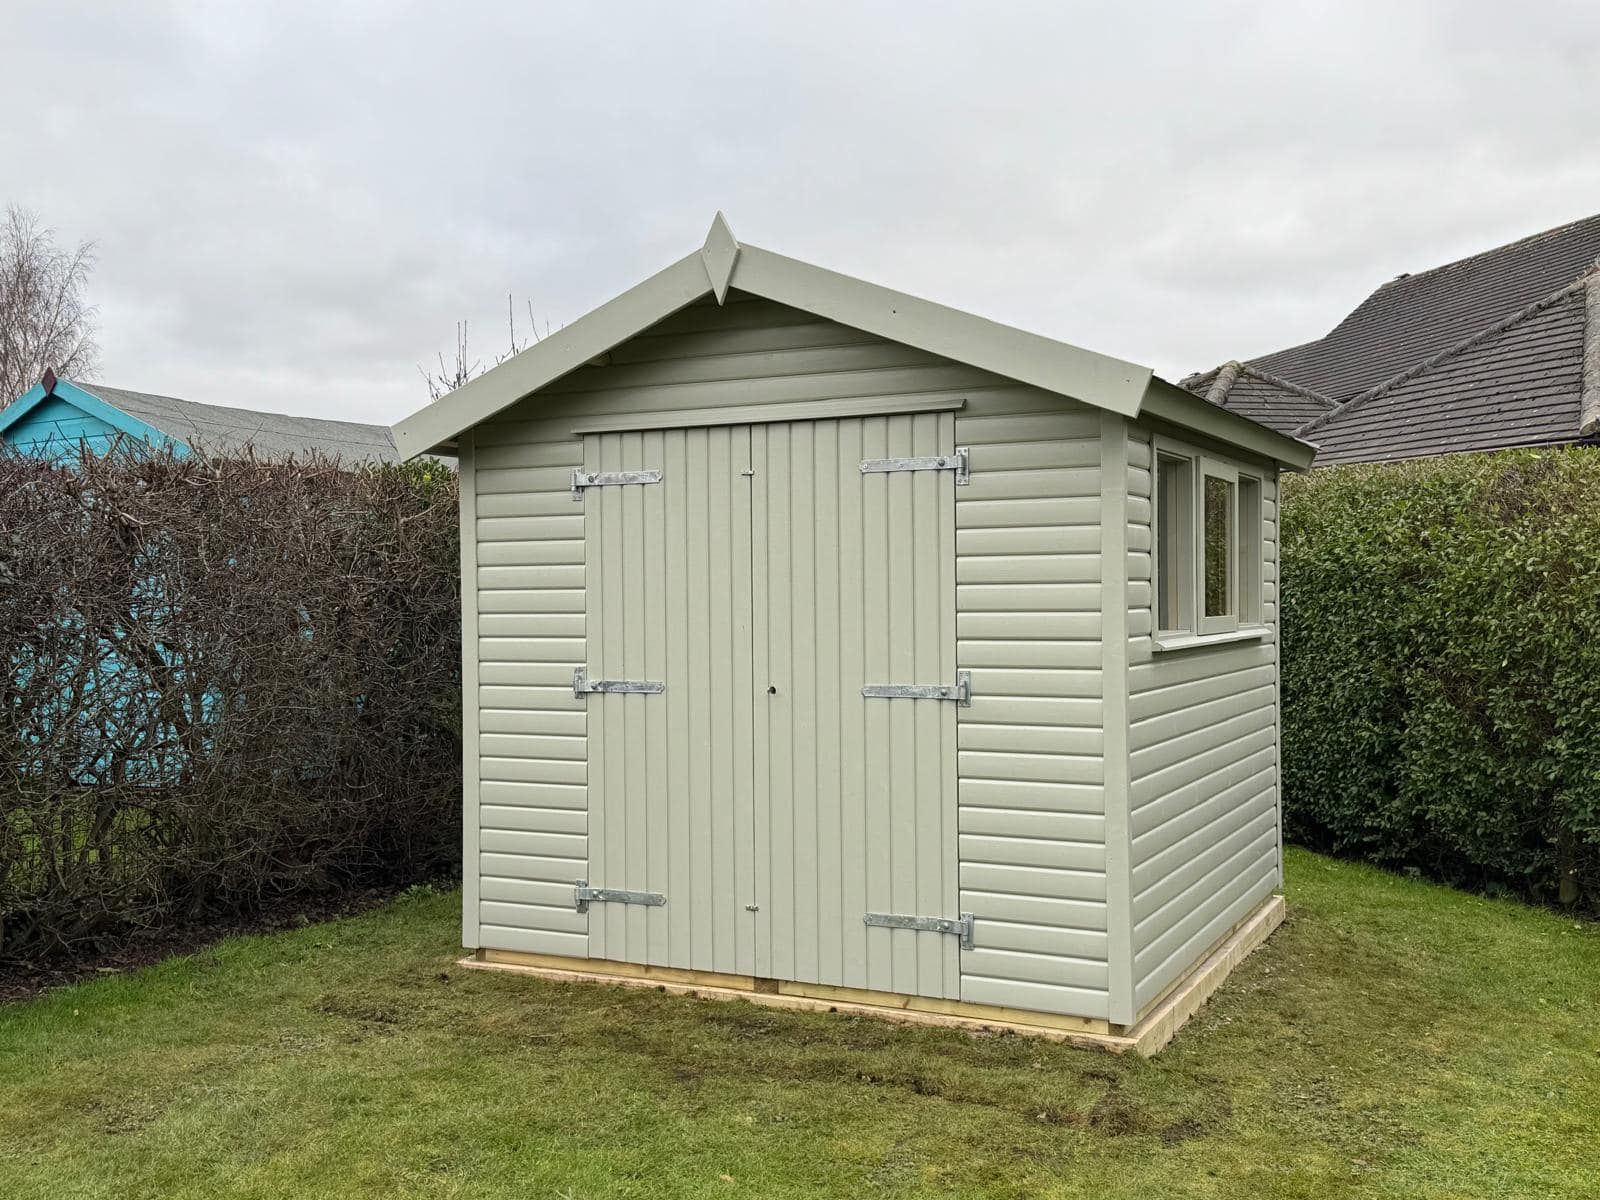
0, 373, 401, 463
3, 373, 410, 791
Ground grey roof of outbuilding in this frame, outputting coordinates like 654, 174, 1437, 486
80, 384, 401, 463
1185, 212, 1600, 464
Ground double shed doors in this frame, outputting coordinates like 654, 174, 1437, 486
579, 413, 961, 999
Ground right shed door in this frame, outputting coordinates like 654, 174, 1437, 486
750, 413, 960, 1000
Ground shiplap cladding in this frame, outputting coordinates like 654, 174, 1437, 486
955, 400, 1109, 1019
468, 292, 1112, 1020
1124, 425, 1281, 1015
470, 421, 589, 958
1, 396, 126, 458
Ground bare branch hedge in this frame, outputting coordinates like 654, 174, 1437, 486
0, 448, 460, 962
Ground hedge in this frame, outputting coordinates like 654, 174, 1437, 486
0, 448, 461, 962
1281, 447, 1600, 911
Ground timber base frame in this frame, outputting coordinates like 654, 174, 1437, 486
460, 894, 1285, 1057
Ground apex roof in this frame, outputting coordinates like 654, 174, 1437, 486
393, 214, 1314, 470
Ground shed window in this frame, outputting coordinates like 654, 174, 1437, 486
1153, 441, 1264, 640
1155, 454, 1194, 634
1237, 474, 1262, 624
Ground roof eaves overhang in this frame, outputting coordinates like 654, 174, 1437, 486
1136, 376, 1318, 471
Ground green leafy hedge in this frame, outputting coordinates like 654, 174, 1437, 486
1280, 448, 1600, 911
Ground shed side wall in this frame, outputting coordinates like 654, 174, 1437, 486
468, 293, 1111, 1019
1124, 425, 1281, 1015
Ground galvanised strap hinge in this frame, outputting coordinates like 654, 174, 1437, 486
573, 667, 666, 697
863, 910, 975, 950
571, 468, 663, 500
574, 879, 666, 913
861, 670, 972, 706
859, 446, 970, 485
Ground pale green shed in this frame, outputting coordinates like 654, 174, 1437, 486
393, 215, 1315, 1053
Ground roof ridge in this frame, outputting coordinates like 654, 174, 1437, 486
1201, 361, 1242, 404
1297, 269, 1596, 439
1235, 364, 1338, 409
1188, 358, 1337, 411
1579, 276, 1600, 436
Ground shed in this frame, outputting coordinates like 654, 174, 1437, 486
0, 373, 401, 463
394, 215, 1315, 1052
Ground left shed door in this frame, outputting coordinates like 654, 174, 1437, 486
581, 427, 758, 975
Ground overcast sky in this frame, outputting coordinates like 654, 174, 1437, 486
5, 1, 1598, 425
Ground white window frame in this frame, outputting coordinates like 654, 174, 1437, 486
1237, 472, 1263, 627
1153, 450, 1195, 638
1151, 436, 1267, 650
1198, 457, 1240, 636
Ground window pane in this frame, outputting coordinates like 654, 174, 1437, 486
1156, 456, 1192, 632
1238, 477, 1261, 622
1204, 475, 1235, 618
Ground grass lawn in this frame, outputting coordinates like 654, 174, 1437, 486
1, 849, 1596, 1199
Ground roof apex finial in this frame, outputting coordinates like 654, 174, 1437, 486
41, 366, 58, 395
701, 212, 740, 305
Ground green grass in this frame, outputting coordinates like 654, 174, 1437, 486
1, 850, 1596, 1199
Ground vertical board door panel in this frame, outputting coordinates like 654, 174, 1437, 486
752, 413, 960, 998
582, 427, 756, 975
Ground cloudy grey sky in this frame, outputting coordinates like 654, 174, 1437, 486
5, 1, 1598, 425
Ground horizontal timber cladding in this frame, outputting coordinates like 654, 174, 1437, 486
468, 290, 1111, 1021
472, 425, 589, 959
1124, 424, 1281, 1016
955, 397, 1110, 1020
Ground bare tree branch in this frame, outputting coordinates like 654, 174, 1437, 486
0, 206, 99, 402
418, 320, 481, 402
420, 296, 558, 401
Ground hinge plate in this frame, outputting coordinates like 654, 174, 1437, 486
863, 910, 975, 950
573, 667, 666, 697
574, 879, 666, 913
571, 468, 663, 500
859, 446, 969, 485
862, 670, 971, 706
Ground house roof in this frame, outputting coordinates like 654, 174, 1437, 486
0, 377, 400, 463
1186, 213, 1600, 463
1181, 360, 1337, 436
393, 214, 1316, 470
1302, 273, 1596, 465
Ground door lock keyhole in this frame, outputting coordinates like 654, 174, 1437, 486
767, 685, 777, 695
